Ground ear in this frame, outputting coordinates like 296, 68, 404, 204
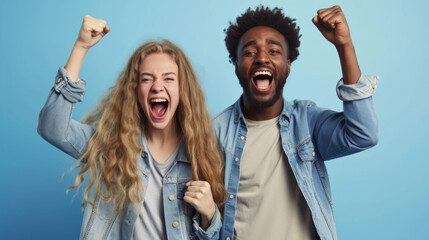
234, 61, 239, 77
286, 59, 291, 77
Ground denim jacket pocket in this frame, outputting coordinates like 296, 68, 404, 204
176, 180, 196, 239
297, 138, 318, 162
177, 180, 196, 218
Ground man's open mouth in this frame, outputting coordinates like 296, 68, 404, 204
150, 98, 169, 119
252, 70, 273, 91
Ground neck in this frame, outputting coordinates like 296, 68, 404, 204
145, 121, 180, 149
241, 96, 283, 121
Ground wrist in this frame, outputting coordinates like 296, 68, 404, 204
201, 205, 216, 222
73, 42, 91, 52
335, 41, 354, 52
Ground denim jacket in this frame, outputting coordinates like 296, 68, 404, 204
212, 75, 379, 240
37, 67, 221, 240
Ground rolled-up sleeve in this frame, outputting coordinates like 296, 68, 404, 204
192, 206, 222, 240
336, 75, 379, 101
54, 66, 86, 102
38, 67, 94, 160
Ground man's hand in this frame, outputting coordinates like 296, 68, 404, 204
313, 6, 361, 84
312, 6, 351, 47
184, 181, 216, 230
75, 15, 110, 50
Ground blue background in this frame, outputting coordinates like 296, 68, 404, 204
1, 0, 428, 239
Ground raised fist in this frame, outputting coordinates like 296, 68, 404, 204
75, 15, 110, 49
312, 6, 352, 47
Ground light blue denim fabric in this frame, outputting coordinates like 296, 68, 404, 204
38, 67, 221, 240
212, 75, 379, 240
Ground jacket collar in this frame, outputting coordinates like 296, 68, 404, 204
233, 95, 291, 124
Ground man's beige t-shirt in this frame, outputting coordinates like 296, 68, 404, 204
234, 117, 317, 240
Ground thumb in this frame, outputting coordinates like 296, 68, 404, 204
101, 25, 110, 36
312, 16, 323, 31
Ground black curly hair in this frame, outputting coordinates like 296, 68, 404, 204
225, 5, 301, 64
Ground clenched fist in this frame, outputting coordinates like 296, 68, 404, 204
312, 6, 352, 47
184, 181, 216, 230
75, 15, 110, 50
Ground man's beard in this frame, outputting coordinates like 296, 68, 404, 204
238, 73, 287, 108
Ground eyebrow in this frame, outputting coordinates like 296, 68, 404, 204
241, 39, 284, 50
242, 40, 256, 49
140, 72, 177, 77
267, 39, 284, 49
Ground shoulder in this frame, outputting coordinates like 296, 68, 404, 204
212, 104, 235, 124
285, 99, 320, 117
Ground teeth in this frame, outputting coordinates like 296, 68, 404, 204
254, 71, 272, 77
151, 98, 167, 103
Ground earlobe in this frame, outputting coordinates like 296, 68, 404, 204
287, 59, 291, 77
235, 62, 239, 76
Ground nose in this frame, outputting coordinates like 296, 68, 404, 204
255, 51, 270, 65
151, 80, 164, 92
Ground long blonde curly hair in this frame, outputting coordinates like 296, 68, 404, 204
69, 40, 226, 213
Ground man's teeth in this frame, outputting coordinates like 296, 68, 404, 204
151, 99, 167, 103
254, 71, 272, 77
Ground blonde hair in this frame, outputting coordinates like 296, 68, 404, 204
68, 40, 226, 213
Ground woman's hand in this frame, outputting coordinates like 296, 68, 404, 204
75, 15, 109, 50
65, 15, 109, 82
184, 181, 216, 230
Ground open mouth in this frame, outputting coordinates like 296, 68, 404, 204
252, 70, 273, 91
150, 98, 169, 119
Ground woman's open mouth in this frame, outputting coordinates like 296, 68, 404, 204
149, 98, 169, 120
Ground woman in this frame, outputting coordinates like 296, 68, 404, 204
38, 15, 226, 240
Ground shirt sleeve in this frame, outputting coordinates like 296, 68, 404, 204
336, 75, 379, 101
37, 66, 94, 160
192, 206, 222, 240
54, 66, 86, 102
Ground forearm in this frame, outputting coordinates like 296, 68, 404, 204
65, 44, 89, 83
336, 42, 361, 85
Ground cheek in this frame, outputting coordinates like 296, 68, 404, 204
237, 63, 249, 77
136, 86, 148, 109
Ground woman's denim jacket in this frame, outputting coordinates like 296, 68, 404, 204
212, 75, 379, 240
37, 67, 221, 240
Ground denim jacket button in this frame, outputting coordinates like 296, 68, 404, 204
229, 194, 234, 199
234, 158, 239, 162
240, 136, 245, 140
169, 195, 175, 201
172, 222, 179, 228
56, 77, 62, 83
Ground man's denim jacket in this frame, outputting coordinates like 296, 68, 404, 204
212, 75, 379, 240
37, 67, 221, 240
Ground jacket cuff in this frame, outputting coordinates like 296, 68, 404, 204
192, 206, 221, 240
54, 66, 86, 103
336, 75, 379, 101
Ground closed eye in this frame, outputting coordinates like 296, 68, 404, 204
141, 78, 153, 82
244, 51, 256, 56
269, 49, 281, 55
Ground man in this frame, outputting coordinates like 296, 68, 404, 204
212, 5, 378, 240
